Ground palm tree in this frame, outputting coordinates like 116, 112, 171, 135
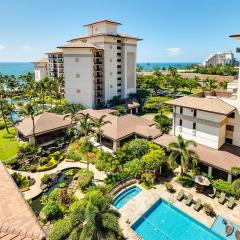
0, 101, 11, 134
93, 115, 111, 151
78, 113, 95, 170
47, 79, 58, 109
202, 78, 218, 91
22, 103, 37, 145
64, 103, 83, 126
168, 135, 198, 174
219, 80, 228, 90
79, 190, 121, 240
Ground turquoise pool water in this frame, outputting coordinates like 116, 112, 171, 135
211, 215, 240, 240
131, 199, 224, 240
113, 185, 142, 209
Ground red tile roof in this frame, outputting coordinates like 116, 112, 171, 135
0, 162, 46, 240
153, 134, 240, 172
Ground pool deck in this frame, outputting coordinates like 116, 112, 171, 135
118, 175, 240, 239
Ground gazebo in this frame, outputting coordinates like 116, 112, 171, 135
15, 112, 72, 146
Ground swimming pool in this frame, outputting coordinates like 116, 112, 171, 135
211, 215, 240, 240
113, 185, 142, 209
131, 199, 224, 240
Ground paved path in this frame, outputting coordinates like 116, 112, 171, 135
7, 160, 106, 200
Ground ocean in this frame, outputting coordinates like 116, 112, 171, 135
0, 62, 198, 76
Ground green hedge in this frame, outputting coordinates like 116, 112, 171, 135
37, 159, 58, 172
66, 150, 83, 161
212, 179, 235, 196
233, 179, 240, 198
49, 217, 72, 240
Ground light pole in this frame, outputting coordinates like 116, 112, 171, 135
230, 33, 240, 100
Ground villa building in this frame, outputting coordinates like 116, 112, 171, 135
32, 58, 48, 82
33, 19, 141, 109
80, 109, 161, 151
202, 51, 234, 67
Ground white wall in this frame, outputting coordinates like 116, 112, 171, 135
34, 64, 47, 82
174, 107, 227, 149
63, 48, 95, 108
227, 110, 240, 147
87, 22, 118, 35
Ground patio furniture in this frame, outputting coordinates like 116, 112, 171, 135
235, 228, 240, 240
225, 223, 234, 237
218, 192, 226, 204
227, 197, 235, 209
177, 189, 185, 201
193, 175, 211, 193
193, 199, 202, 211
208, 188, 216, 198
185, 194, 193, 206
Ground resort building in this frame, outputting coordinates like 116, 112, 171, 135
156, 34, 240, 182
34, 19, 141, 109
80, 109, 161, 151
32, 58, 48, 82
0, 161, 46, 240
15, 112, 71, 146
202, 51, 234, 67
46, 49, 64, 79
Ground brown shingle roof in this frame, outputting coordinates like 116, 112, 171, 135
0, 162, 46, 240
166, 96, 235, 115
58, 41, 103, 50
80, 109, 161, 140
15, 112, 71, 137
153, 134, 240, 172
32, 58, 48, 64
83, 19, 122, 27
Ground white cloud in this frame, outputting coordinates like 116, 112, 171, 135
166, 47, 181, 56
21, 45, 33, 51
0, 44, 6, 51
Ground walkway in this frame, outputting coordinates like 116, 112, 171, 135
7, 160, 107, 200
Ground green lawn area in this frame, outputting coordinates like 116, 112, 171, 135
0, 126, 19, 162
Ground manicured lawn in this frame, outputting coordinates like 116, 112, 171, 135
0, 127, 19, 162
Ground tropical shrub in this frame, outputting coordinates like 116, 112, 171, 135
66, 150, 83, 161
49, 217, 72, 240
154, 114, 172, 134
176, 173, 194, 187
11, 172, 30, 189
124, 158, 142, 178
41, 174, 51, 184
59, 183, 66, 188
18, 143, 38, 156
232, 179, 240, 198
42, 202, 62, 220
37, 158, 58, 172
141, 172, 154, 188
164, 182, 174, 192
203, 203, 215, 216
104, 171, 129, 186
78, 170, 94, 192
212, 179, 235, 196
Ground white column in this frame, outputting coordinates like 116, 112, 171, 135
237, 61, 240, 100
227, 173, 232, 183
208, 166, 213, 177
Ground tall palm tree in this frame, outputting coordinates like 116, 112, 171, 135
93, 115, 111, 151
64, 103, 83, 126
78, 113, 95, 170
47, 79, 58, 109
0, 101, 11, 134
22, 103, 37, 145
168, 135, 198, 174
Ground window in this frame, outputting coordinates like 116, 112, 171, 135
193, 123, 196, 130
110, 58, 112, 62
117, 53, 121, 56
75, 57, 79, 63
117, 71, 121, 74
76, 74, 80, 78
228, 112, 235, 118
117, 40, 121, 43
179, 119, 182, 126
225, 138, 233, 144
117, 77, 121, 80
226, 125, 234, 131
117, 83, 121, 87
117, 46, 121, 50
76, 89, 80, 94
117, 65, 121, 68
117, 89, 121, 93
180, 107, 183, 114
117, 59, 121, 62
110, 72, 112, 76
193, 110, 197, 117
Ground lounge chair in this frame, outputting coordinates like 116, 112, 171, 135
227, 197, 235, 209
177, 189, 185, 201
193, 199, 202, 211
208, 188, 216, 198
218, 192, 226, 204
185, 194, 193, 206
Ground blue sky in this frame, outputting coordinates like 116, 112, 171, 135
0, 0, 239, 62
